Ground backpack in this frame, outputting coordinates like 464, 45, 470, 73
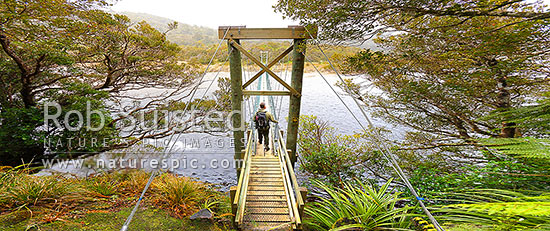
255, 112, 269, 130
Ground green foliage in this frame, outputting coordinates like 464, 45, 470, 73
305, 179, 415, 231
407, 137, 550, 201
441, 223, 493, 231
0, 1, 202, 165
408, 166, 474, 198
345, 12, 549, 142
179, 41, 360, 65
280, 0, 550, 151
298, 115, 383, 187
275, 0, 548, 43
405, 138, 550, 229
301, 142, 365, 185
452, 202, 550, 217
482, 138, 550, 161
0, 0, 112, 106
213, 77, 232, 112
278, 1, 550, 230
484, 92, 550, 137
0, 82, 117, 165
43, 82, 117, 156
0, 107, 45, 166
434, 189, 550, 230
81, 12, 196, 90
409, 158, 550, 198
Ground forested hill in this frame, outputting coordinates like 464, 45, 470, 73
116, 11, 381, 51
117, 11, 218, 45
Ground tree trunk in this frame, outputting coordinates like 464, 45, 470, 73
496, 75, 516, 138
99, 73, 112, 89
486, 57, 516, 138
20, 77, 35, 107
453, 119, 471, 139
0, 32, 36, 107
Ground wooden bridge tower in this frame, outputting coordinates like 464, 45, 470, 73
219, 26, 317, 174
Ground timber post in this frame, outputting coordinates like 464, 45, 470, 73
299, 186, 308, 219
286, 39, 305, 166
229, 39, 244, 177
229, 186, 237, 226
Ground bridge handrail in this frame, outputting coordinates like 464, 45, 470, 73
275, 128, 303, 229
234, 128, 255, 225
276, 131, 296, 228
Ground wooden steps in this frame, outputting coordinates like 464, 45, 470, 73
241, 151, 291, 231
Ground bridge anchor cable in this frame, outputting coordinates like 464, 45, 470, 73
304, 27, 445, 231
120, 28, 231, 231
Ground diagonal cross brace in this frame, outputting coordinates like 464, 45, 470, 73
242, 44, 294, 89
229, 38, 300, 97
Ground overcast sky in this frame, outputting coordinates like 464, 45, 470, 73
110, 0, 550, 29
110, 0, 297, 29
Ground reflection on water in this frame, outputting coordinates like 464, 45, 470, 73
40, 73, 402, 191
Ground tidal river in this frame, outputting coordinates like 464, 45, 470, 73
40, 72, 402, 191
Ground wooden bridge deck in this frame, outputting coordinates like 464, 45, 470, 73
242, 142, 291, 231
233, 130, 303, 230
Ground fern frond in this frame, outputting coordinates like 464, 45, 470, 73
447, 202, 550, 217
481, 138, 550, 160
434, 189, 550, 228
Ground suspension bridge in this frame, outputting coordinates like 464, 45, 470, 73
220, 26, 311, 230
121, 26, 445, 231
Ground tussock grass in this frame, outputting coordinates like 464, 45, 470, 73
153, 173, 214, 217
0, 166, 77, 208
115, 170, 151, 193
5, 175, 74, 206
84, 174, 120, 197
0, 166, 230, 229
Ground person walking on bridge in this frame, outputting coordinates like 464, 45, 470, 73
254, 102, 278, 151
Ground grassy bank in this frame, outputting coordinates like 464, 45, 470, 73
0, 166, 234, 230
0, 165, 515, 231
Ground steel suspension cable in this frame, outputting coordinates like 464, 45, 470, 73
121, 55, 230, 230
265, 54, 287, 151
304, 28, 445, 231
277, 53, 290, 120
308, 59, 444, 230
120, 28, 231, 231
244, 56, 257, 133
